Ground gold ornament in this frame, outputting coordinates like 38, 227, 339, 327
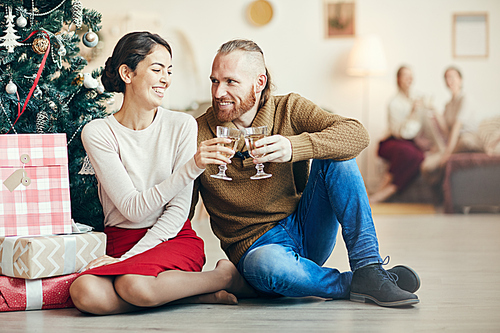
32, 37, 49, 54
72, 73, 84, 86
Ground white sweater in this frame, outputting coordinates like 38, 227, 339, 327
81, 107, 205, 260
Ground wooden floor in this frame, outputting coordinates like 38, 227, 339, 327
2, 207, 500, 332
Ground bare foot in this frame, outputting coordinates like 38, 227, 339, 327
196, 290, 238, 305
215, 259, 258, 298
369, 184, 397, 204
171, 289, 238, 306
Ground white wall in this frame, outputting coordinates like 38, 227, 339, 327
83, 0, 500, 190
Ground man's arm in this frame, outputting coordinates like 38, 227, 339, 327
253, 94, 369, 164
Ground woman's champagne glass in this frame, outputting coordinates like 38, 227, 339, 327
243, 126, 272, 180
210, 126, 241, 181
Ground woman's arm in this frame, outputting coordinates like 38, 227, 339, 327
82, 117, 205, 259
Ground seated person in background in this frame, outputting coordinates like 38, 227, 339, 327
370, 66, 434, 203
433, 66, 483, 166
420, 66, 490, 184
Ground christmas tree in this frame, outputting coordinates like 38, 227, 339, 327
0, 0, 111, 230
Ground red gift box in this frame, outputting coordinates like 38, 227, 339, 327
0, 134, 72, 236
0, 273, 77, 312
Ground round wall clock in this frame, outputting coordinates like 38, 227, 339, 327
247, 0, 274, 26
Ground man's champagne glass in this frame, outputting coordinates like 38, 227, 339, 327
243, 126, 272, 180
210, 126, 241, 181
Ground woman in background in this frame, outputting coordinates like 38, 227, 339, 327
70, 31, 254, 315
370, 66, 427, 203
433, 66, 483, 167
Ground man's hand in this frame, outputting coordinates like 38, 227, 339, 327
195, 137, 234, 169
251, 135, 292, 164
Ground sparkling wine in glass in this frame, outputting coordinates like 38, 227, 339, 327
243, 126, 272, 180
210, 126, 241, 181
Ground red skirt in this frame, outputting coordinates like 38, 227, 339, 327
81, 220, 205, 277
378, 137, 425, 191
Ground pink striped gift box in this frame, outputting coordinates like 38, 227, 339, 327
0, 134, 72, 236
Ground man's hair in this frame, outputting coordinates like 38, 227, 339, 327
217, 39, 273, 109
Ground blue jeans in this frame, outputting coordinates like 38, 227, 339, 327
237, 159, 382, 299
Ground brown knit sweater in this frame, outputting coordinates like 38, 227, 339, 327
189, 93, 369, 264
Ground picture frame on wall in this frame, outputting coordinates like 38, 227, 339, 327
324, 0, 355, 38
453, 12, 489, 58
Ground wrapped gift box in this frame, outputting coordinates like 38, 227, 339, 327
0, 232, 106, 279
0, 273, 77, 312
0, 133, 72, 236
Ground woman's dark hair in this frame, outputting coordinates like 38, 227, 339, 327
102, 31, 172, 93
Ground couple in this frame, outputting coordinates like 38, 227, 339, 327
69, 31, 420, 315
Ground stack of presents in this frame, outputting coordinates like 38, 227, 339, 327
0, 134, 106, 312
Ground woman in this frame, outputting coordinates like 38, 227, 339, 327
370, 66, 427, 203
434, 66, 483, 167
70, 31, 254, 315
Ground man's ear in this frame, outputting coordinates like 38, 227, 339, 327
255, 73, 267, 94
118, 64, 133, 84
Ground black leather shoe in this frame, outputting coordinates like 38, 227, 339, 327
350, 264, 419, 307
387, 265, 421, 293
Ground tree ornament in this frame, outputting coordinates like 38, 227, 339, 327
96, 84, 104, 94
72, 73, 84, 85
83, 73, 98, 89
16, 15, 28, 28
36, 111, 49, 133
82, 30, 99, 48
0, 7, 23, 53
78, 155, 96, 175
71, 0, 83, 29
54, 33, 67, 56
49, 101, 57, 111
106, 97, 115, 105
5, 80, 17, 94
33, 86, 43, 98
32, 36, 50, 54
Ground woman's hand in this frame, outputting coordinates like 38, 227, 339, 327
194, 137, 235, 169
81, 255, 120, 271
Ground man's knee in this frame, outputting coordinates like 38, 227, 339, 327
243, 245, 308, 282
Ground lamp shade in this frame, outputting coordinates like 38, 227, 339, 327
347, 34, 387, 76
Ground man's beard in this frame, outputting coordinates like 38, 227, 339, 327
213, 88, 257, 123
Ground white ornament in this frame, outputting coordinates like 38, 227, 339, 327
0, 7, 22, 53
83, 73, 99, 89
16, 15, 27, 28
106, 97, 115, 105
58, 46, 67, 56
33, 86, 43, 98
78, 155, 96, 175
82, 31, 99, 48
6, 80, 17, 94
96, 85, 105, 94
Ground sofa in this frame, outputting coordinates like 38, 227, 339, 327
443, 153, 500, 214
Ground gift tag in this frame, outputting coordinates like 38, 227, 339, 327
3, 169, 29, 192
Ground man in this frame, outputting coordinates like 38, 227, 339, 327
190, 39, 420, 307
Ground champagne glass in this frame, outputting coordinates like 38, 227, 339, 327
243, 126, 272, 180
210, 126, 241, 181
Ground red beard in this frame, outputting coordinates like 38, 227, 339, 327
213, 87, 257, 123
